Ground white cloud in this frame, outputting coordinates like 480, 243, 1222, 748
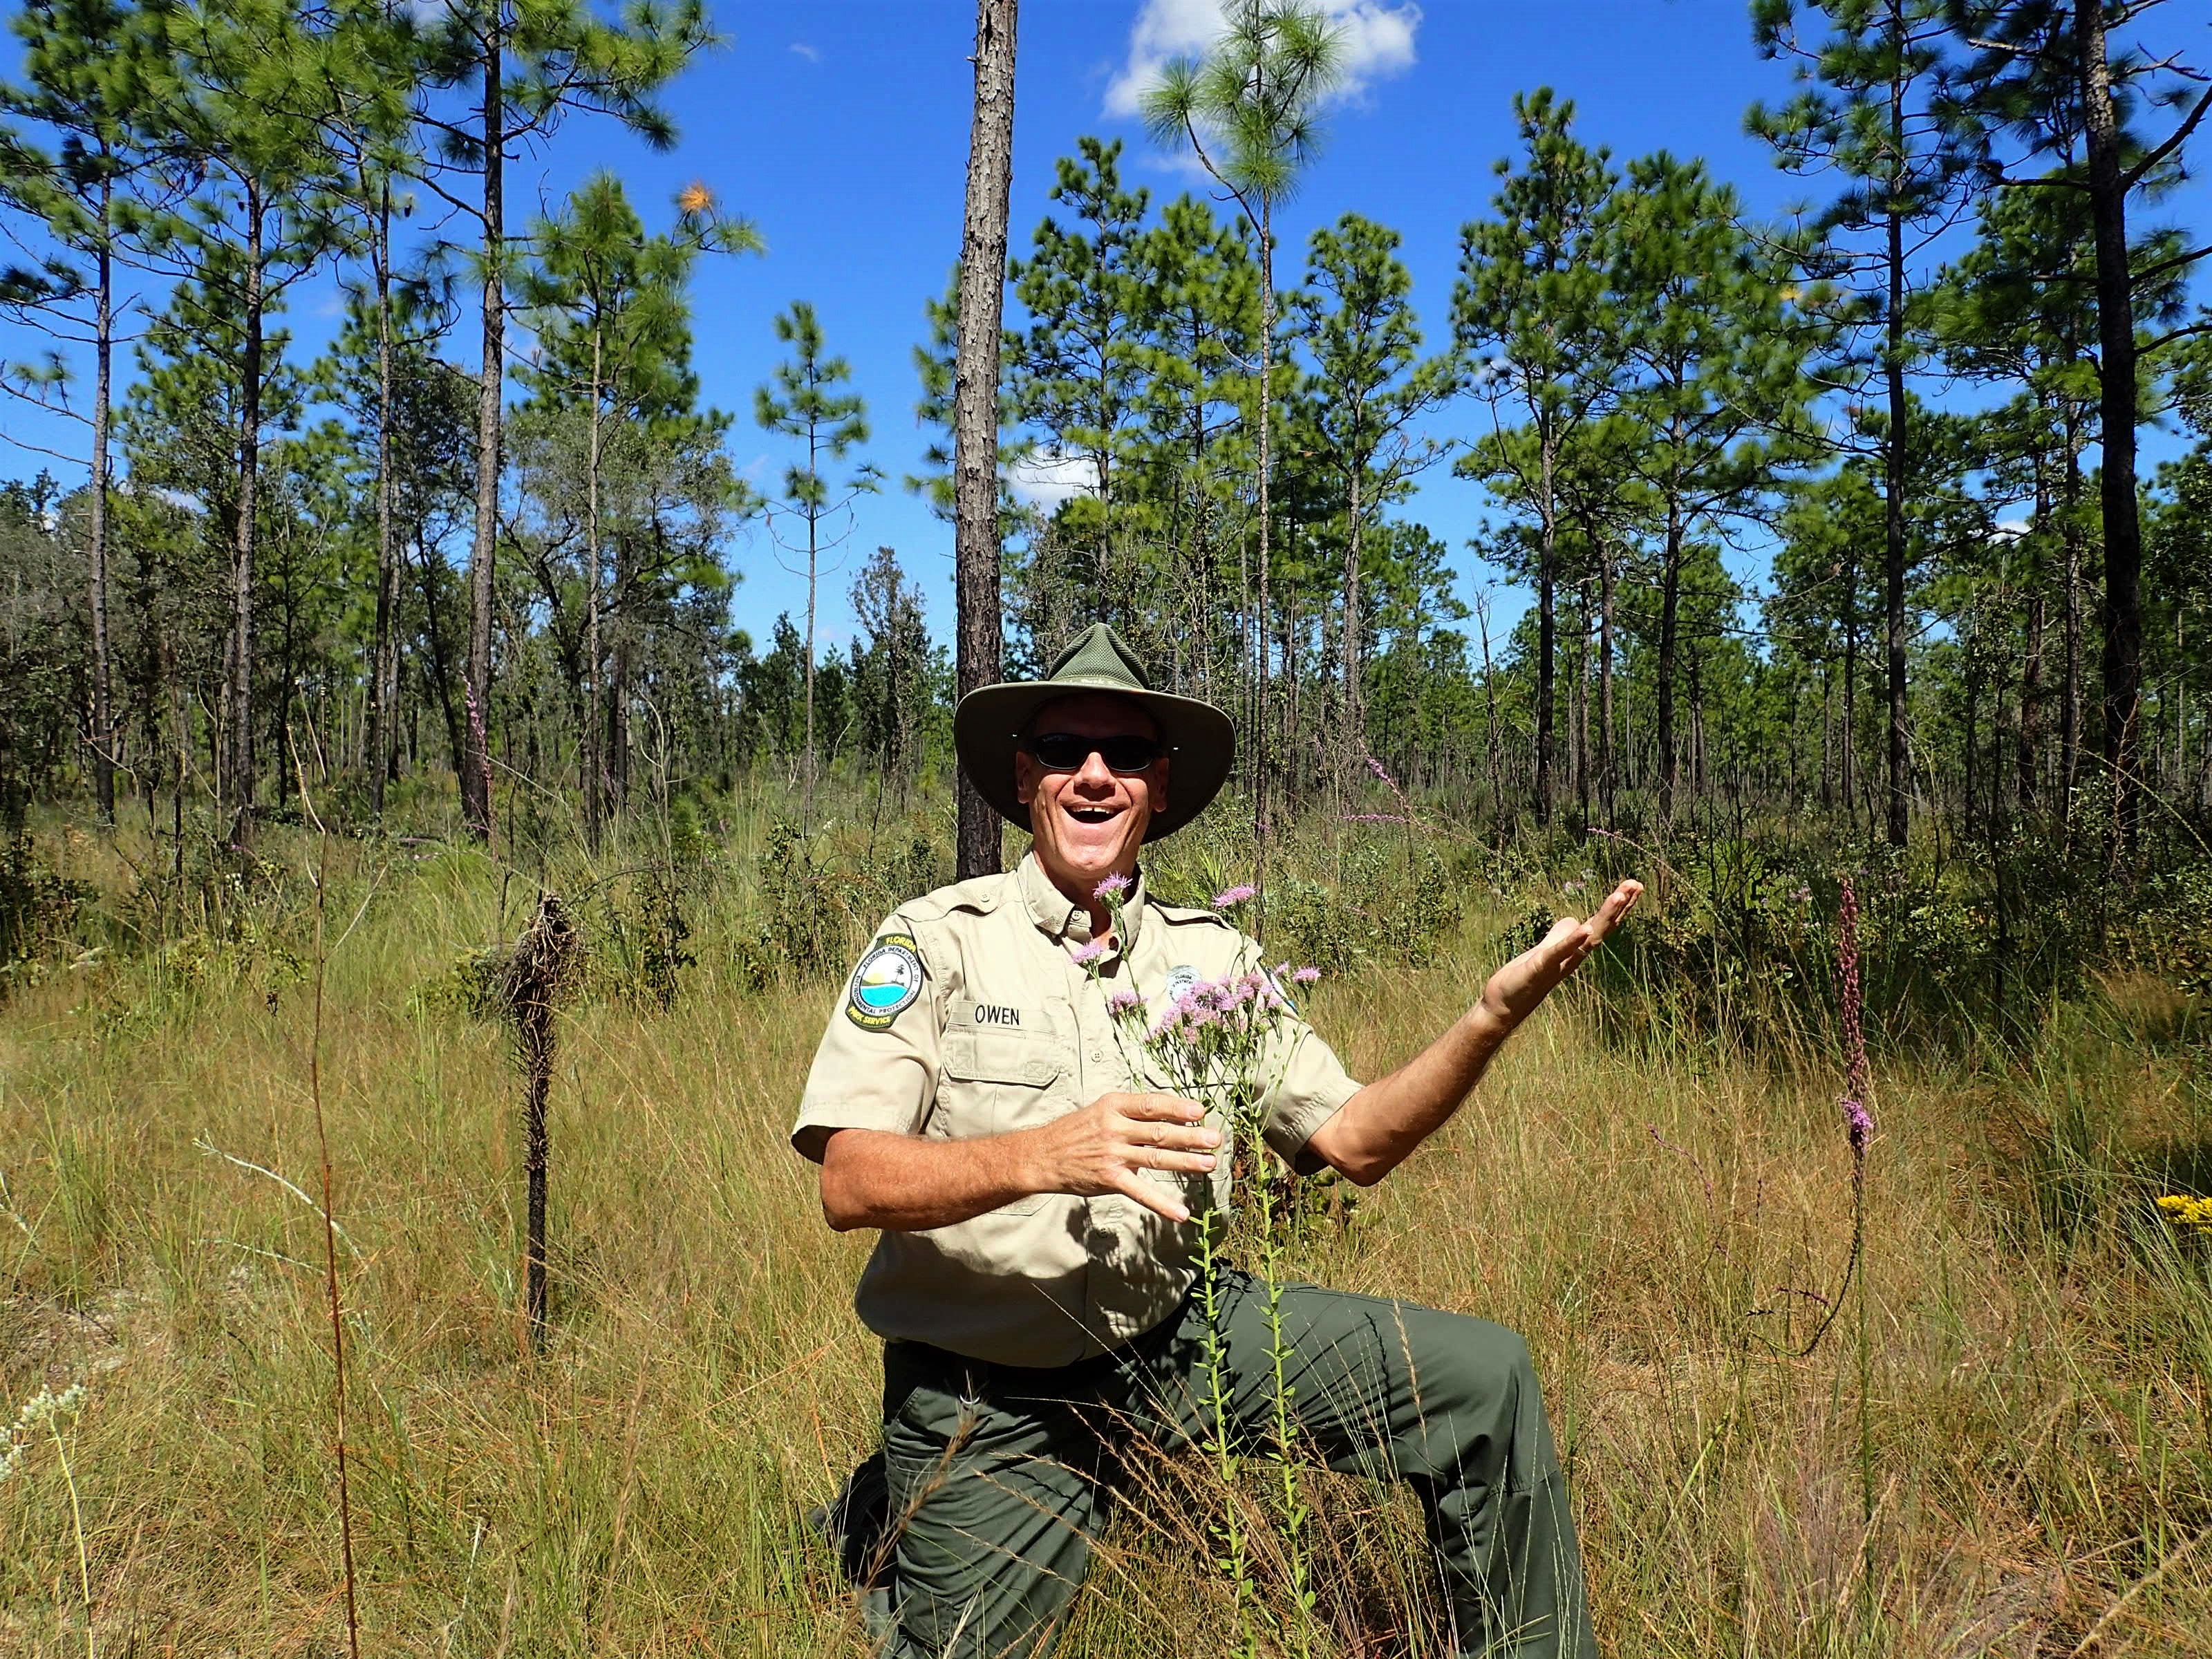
1006, 449, 1099, 512
1104, 0, 1421, 120
789, 40, 820, 62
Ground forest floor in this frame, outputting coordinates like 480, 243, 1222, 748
1, 800, 2209, 1656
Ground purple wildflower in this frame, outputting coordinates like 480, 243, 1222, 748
1292, 966, 1320, 985
1211, 883, 1258, 910
1094, 872, 1131, 901
1107, 988, 1143, 1018
1070, 938, 1109, 967
1837, 876, 1873, 1147
1842, 1096, 1875, 1153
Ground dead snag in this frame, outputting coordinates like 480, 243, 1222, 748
501, 890, 580, 1352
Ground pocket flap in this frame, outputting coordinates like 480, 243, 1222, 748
941, 1029, 1062, 1087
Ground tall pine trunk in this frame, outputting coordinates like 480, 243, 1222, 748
2078, 0, 2142, 852
1255, 207, 1276, 870
1883, 191, 1910, 849
1533, 423, 1556, 825
230, 189, 265, 850
1340, 451, 1363, 768
88, 177, 115, 826
369, 183, 399, 818
583, 325, 604, 854
465, 30, 504, 841
953, 0, 1016, 881
1597, 536, 1616, 826
1656, 501, 1683, 823
2061, 432, 2084, 823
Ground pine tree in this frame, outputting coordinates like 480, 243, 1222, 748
1291, 212, 1454, 771
1132, 194, 1258, 702
1009, 138, 1150, 617
1142, 0, 1342, 874
0, 0, 181, 822
1454, 89, 1620, 826
1750, 0, 1981, 848
312, 0, 424, 819
517, 172, 756, 850
1609, 152, 1821, 823
139, 0, 358, 846
1946, 0, 2210, 850
417, 0, 713, 841
755, 302, 879, 826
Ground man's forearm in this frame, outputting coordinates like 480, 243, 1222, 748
816, 1126, 1041, 1232
1304, 1000, 1517, 1186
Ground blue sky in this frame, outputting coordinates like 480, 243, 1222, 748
3, 0, 2207, 655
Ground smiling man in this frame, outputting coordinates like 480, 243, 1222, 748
793, 623, 1639, 1658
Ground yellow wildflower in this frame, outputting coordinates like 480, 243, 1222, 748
2157, 1194, 2212, 1234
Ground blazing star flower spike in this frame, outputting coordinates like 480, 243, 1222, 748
1106, 988, 1143, 1017
1093, 872, 1131, 900
1292, 966, 1321, 984
1210, 884, 1257, 910
1842, 1096, 1875, 1153
1069, 937, 1109, 967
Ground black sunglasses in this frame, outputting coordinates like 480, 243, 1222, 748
1024, 732, 1165, 774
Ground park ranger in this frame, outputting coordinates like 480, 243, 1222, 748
792, 623, 1640, 1658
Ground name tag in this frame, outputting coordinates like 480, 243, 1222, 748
971, 1003, 1022, 1027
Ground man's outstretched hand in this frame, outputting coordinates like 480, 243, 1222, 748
1480, 879, 1643, 1028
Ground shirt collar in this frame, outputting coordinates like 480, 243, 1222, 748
1018, 850, 1147, 955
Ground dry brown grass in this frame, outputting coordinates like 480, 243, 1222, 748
1, 814, 2208, 1656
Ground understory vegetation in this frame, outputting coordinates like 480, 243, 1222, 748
2, 778, 2209, 1656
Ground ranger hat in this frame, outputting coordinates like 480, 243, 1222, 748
954, 622, 1235, 842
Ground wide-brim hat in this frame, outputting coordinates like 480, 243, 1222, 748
954, 622, 1235, 843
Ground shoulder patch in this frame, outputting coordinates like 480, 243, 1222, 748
845, 932, 926, 1031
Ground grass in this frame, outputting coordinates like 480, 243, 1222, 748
1, 793, 2209, 1656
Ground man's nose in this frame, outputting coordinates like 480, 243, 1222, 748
1071, 747, 1118, 789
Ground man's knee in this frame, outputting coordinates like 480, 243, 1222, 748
1416, 1313, 1537, 1410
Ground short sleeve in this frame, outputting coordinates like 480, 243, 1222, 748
790, 913, 946, 1162
1260, 1006, 1362, 1176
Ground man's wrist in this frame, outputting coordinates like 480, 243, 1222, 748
1468, 996, 1518, 1049
999, 1125, 1051, 1200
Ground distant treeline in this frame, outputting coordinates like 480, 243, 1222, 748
1, 0, 2208, 862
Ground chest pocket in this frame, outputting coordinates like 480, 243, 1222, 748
939, 1027, 1071, 1217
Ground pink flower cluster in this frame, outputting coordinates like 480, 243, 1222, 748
1210, 884, 1258, 910
1141, 966, 1310, 1044
1070, 937, 1109, 967
1093, 872, 1131, 901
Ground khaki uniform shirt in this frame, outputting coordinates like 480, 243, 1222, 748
791, 852, 1363, 1369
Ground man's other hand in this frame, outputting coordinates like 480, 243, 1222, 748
1024, 1091, 1220, 1224
1480, 879, 1644, 1028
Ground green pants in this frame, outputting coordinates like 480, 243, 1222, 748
867, 1271, 1595, 1658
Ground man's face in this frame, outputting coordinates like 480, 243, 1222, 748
1015, 693, 1169, 899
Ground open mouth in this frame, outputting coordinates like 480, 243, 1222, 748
1066, 804, 1121, 825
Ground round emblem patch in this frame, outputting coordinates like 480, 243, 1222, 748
1165, 964, 1201, 1002
846, 932, 924, 1031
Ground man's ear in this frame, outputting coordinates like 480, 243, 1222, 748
1014, 750, 1038, 807
1151, 756, 1169, 818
